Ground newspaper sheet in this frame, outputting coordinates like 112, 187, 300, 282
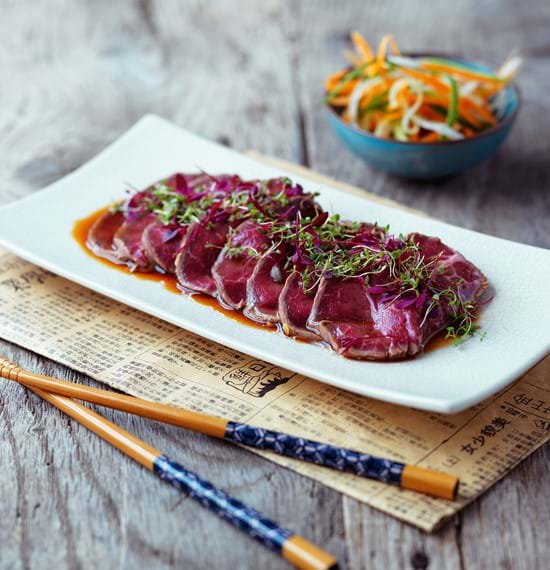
0, 162, 548, 531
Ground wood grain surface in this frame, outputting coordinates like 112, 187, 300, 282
1, 1, 549, 569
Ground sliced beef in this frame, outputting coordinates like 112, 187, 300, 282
174, 221, 231, 295
410, 234, 486, 303
287, 194, 321, 219
278, 222, 379, 342
212, 220, 272, 309
87, 171, 488, 362
278, 272, 320, 340
142, 223, 187, 273
112, 174, 227, 274
307, 233, 487, 360
408, 233, 487, 343
245, 243, 291, 323
87, 210, 125, 260
308, 277, 417, 360
113, 213, 157, 271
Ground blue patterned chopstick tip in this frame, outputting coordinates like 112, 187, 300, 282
225, 421, 404, 485
153, 455, 292, 551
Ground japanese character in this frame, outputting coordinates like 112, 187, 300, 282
491, 417, 511, 430
461, 443, 476, 455
480, 425, 497, 437
472, 435, 485, 446
513, 393, 532, 406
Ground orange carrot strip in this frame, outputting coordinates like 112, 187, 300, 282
325, 77, 357, 94
420, 94, 482, 128
379, 109, 403, 122
420, 62, 503, 85
344, 49, 364, 68
460, 98, 496, 124
329, 94, 352, 106
376, 35, 392, 66
376, 34, 400, 69
421, 132, 440, 142
398, 67, 450, 96
366, 61, 380, 75
400, 67, 497, 125
352, 82, 387, 115
479, 84, 503, 98
351, 31, 374, 61
417, 104, 443, 121
325, 69, 347, 85
388, 35, 401, 56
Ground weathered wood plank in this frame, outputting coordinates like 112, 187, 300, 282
0, 1, 345, 569
0, 1, 549, 569
290, 1, 550, 569
292, 0, 550, 248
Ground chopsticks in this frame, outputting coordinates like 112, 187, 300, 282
0, 356, 459, 500
6, 376, 337, 570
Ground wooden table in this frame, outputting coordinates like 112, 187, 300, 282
1, 2, 548, 568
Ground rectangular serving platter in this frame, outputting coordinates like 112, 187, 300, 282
0, 114, 549, 413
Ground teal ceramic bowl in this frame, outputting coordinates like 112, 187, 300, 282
326, 59, 520, 179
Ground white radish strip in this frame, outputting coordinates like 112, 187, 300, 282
490, 88, 508, 120
401, 88, 424, 134
459, 81, 478, 97
348, 77, 383, 124
497, 56, 523, 79
412, 117, 464, 140
388, 78, 409, 109
463, 92, 484, 107
374, 117, 394, 138
387, 55, 423, 68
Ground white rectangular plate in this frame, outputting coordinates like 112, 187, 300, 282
0, 115, 549, 413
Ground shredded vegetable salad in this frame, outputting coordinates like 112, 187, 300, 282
325, 32, 522, 142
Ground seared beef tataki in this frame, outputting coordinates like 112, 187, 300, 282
88, 174, 487, 360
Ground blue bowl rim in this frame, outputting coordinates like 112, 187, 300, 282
325, 56, 521, 147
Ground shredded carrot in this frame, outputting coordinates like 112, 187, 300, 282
460, 97, 496, 125
420, 62, 503, 85
325, 76, 357, 94
398, 67, 450, 96
351, 31, 374, 62
324, 32, 520, 142
420, 94, 482, 128
417, 103, 444, 121
325, 69, 347, 85
329, 94, 352, 106
422, 132, 440, 142
384, 110, 403, 122
376, 34, 399, 67
344, 49, 364, 68
388, 35, 401, 56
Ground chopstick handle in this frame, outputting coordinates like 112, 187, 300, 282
0, 357, 227, 437
16, 382, 337, 570
0, 357, 457, 500
154, 455, 338, 570
225, 420, 403, 481
225, 422, 458, 500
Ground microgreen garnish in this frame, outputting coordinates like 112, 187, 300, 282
266, 215, 482, 342
137, 175, 309, 229
124, 173, 483, 344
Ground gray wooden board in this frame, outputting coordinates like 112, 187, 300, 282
0, 1, 549, 568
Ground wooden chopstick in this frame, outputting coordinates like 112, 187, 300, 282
0, 356, 459, 500
14, 381, 337, 570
